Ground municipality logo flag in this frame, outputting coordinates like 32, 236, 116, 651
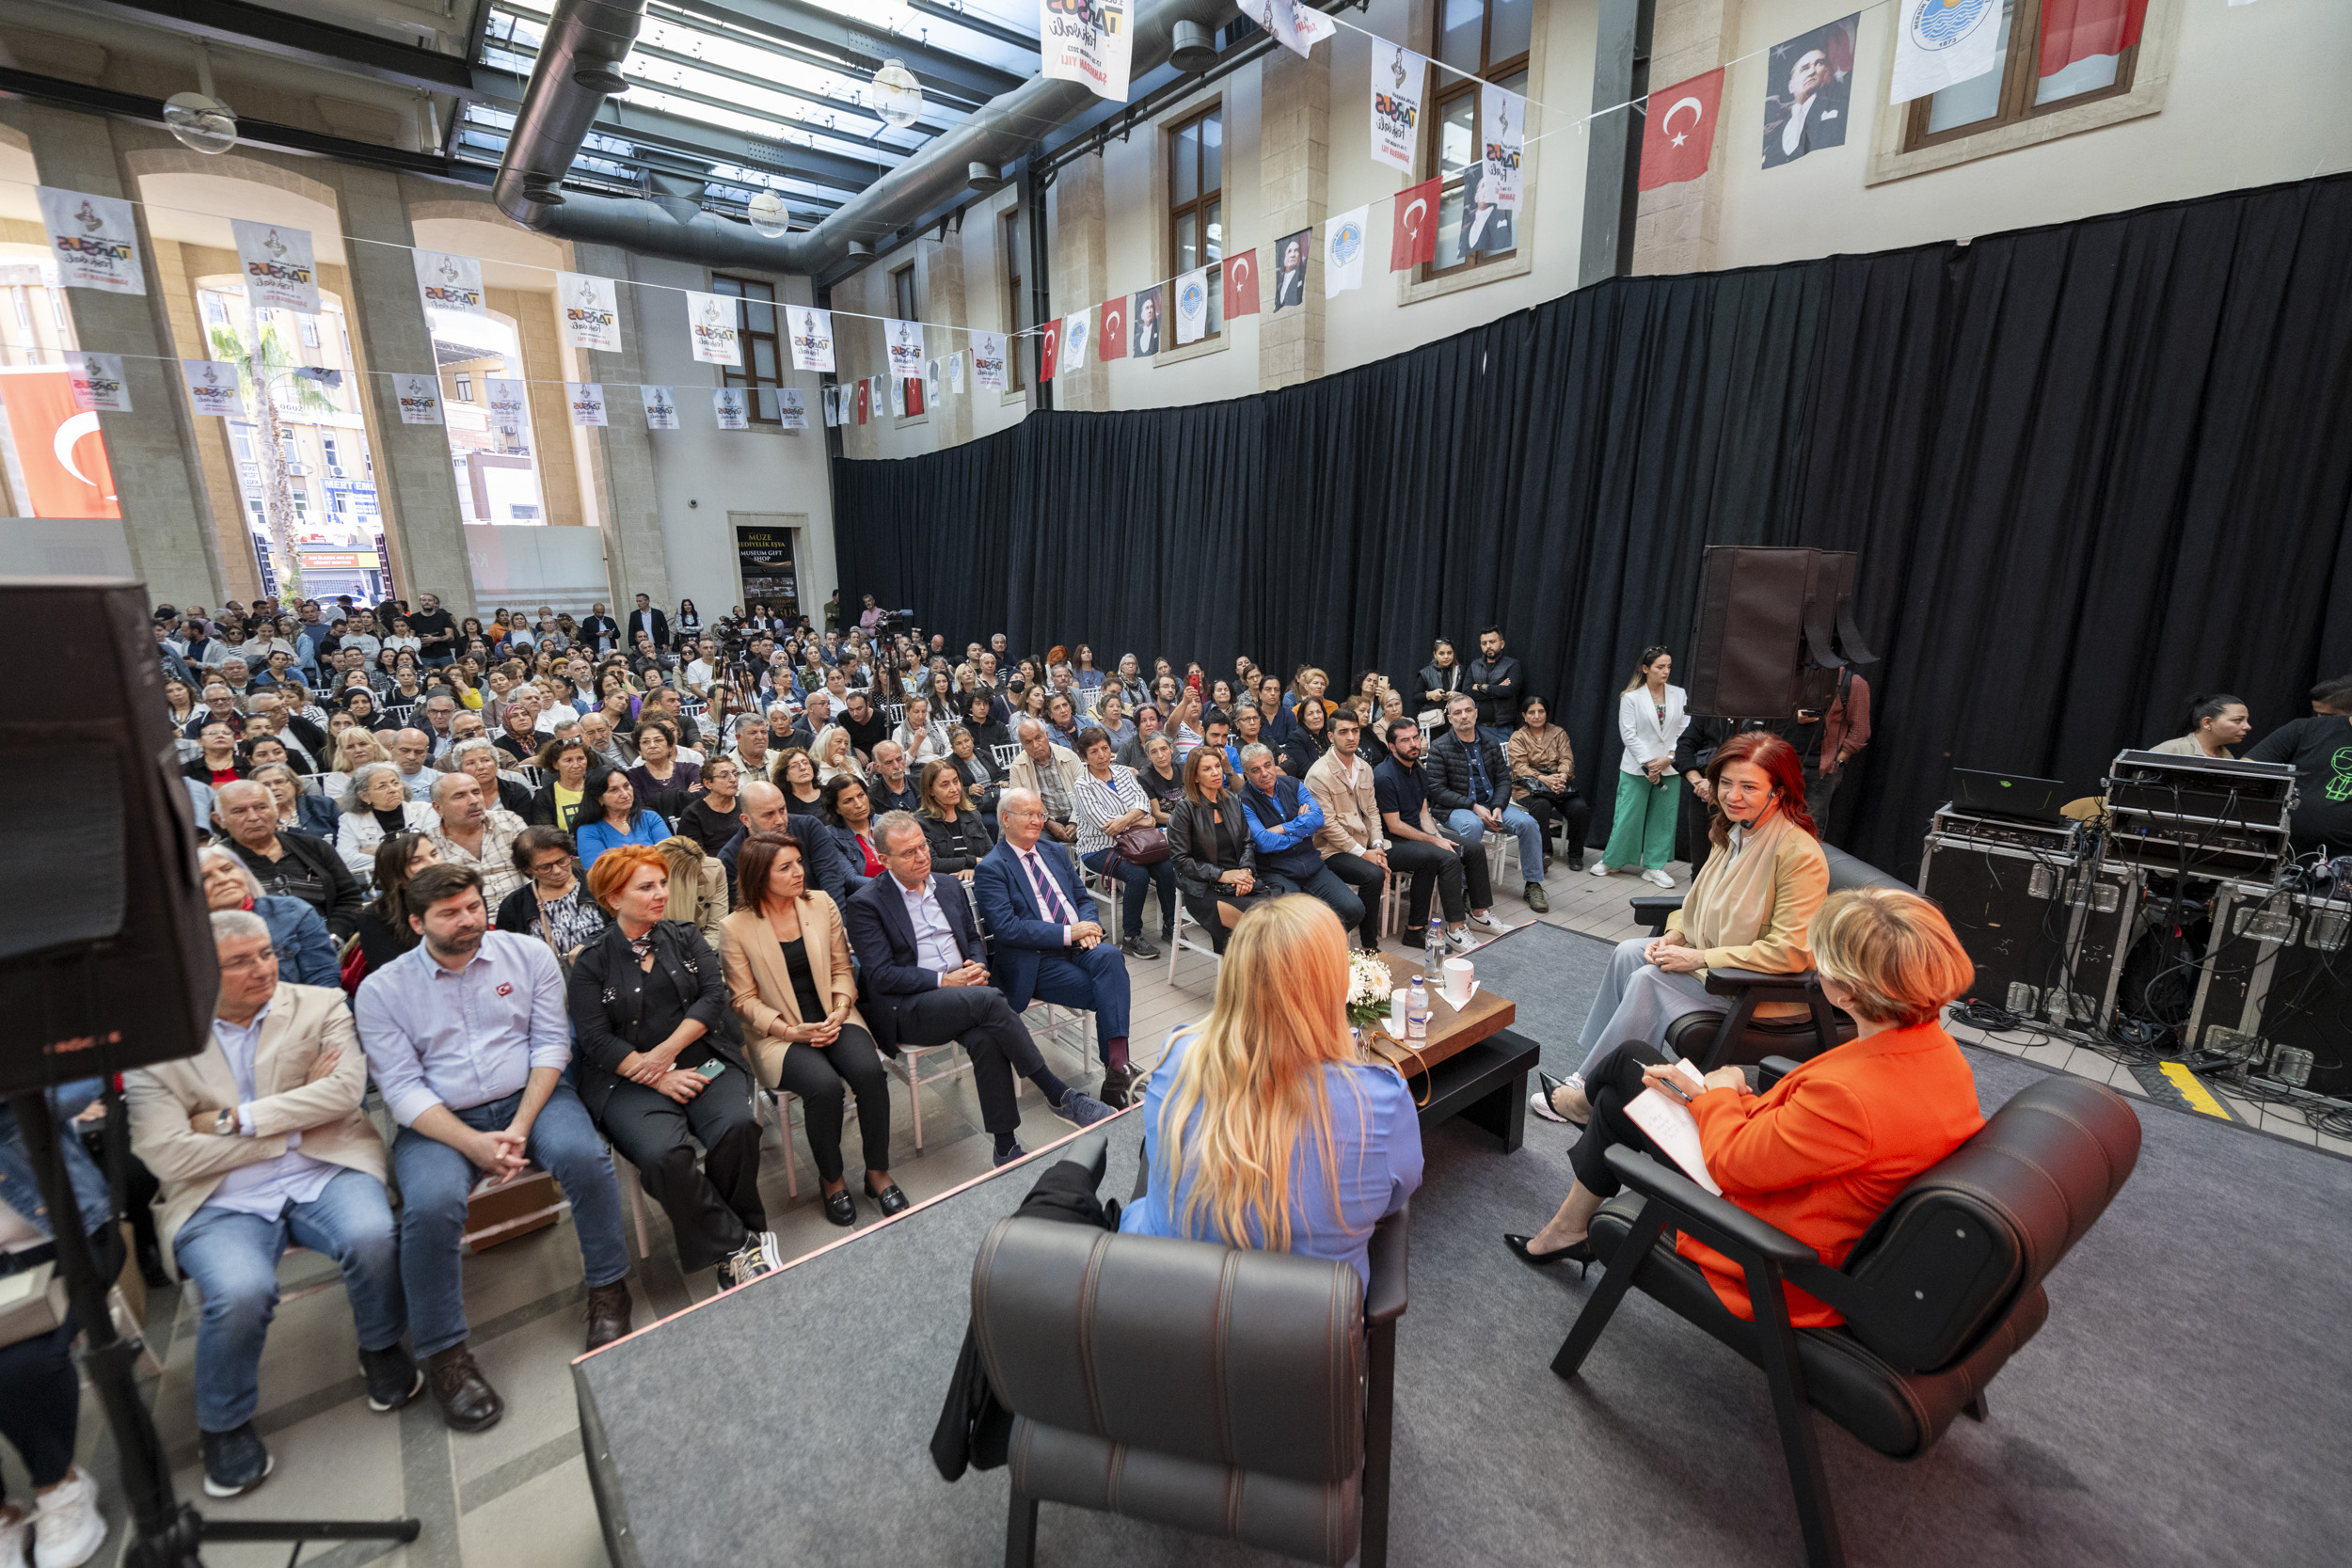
1175, 268, 1209, 344
1323, 206, 1368, 297
1890, 0, 2001, 104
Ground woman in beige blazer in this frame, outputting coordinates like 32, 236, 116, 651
720, 832, 905, 1226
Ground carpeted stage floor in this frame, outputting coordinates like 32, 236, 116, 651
575, 923, 2351, 1568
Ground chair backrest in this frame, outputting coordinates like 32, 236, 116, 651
992, 742, 1022, 772
972, 1217, 1366, 1485
1822, 843, 1907, 895
1837, 1076, 2140, 1374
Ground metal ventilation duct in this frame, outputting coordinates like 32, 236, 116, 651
491, 0, 1237, 277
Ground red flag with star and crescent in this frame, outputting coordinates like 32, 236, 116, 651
854, 377, 869, 423
1040, 318, 1060, 382
1637, 67, 1724, 191
1222, 248, 1261, 318
1099, 295, 1128, 361
1391, 177, 1440, 271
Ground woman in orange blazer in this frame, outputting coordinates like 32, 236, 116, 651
1507, 887, 1986, 1327
720, 832, 906, 1227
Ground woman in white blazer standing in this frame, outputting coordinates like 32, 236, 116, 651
1591, 646, 1688, 888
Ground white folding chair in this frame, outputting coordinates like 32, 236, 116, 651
882, 702, 907, 728
991, 743, 1022, 772
1165, 899, 1222, 989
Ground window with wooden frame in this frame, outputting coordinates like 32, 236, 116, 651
1902, 0, 2139, 151
1167, 104, 1223, 341
999, 207, 1025, 388
709, 274, 782, 424
890, 263, 924, 415
1423, 0, 1531, 280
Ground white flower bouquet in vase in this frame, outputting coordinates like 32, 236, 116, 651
1345, 951, 1397, 1040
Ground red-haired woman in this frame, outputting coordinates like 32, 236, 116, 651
1538, 730, 1828, 1129
565, 845, 776, 1288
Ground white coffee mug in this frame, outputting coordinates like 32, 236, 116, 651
1441, 958, 1475, 1007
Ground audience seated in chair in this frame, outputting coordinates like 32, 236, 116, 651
215, 779, 365, 942
1167, 744, 1276, 955
1424, 693, 1550, 913
1234, 743, 1373, 946
1069, 727, 1178, 960
1302, 709, 1392, 954
199, 845, 342, 988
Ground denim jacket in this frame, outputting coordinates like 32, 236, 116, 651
0, 1079, 113, 1248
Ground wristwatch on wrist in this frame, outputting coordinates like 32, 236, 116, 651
214, 1108, 237, 1136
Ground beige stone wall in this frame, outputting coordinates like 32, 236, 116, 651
1630, 0, 1742, 276
1258, 41, 1330, 390
151, 238, 262, 600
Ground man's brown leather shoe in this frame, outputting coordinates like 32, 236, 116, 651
584, 1279, 634, 1351
423, 1344, 504, 1433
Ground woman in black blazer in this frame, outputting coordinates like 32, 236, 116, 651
917, 759, 995, 876
1166, 746, 1271, 953
564, 845, 774, 1287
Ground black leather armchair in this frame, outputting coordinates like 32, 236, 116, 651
1551, 1074, 2141, 1568
972, 1206, 1410, 1567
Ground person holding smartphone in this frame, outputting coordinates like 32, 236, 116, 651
565, 845, 779, 1291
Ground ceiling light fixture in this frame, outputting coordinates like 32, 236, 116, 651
870, 59, 924, 129
164, 43, 238, 155
747, 190, 791, 236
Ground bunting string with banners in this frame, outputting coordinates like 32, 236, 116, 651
782, 388, 807, 429
1041, 0, 1134, 103
855, 379, 871, 423
72, 353, 131, 414
414, 249, 486, 318
181, 360, 242, 417
566, 382, 609, 427
1639, 67, 1726, 189
714, 387, 750, 430
1123, 292, 1155, 358
1391, 177, 1440, 271
950, 352, 966, 393
485, 378, 531, 444
1175, 268, 1209, 345
886, 319, 925, 378
790, 306, 836, 372
687, 291, 743, 365
1324, 207, 1368, 297
1062, 309, 1092, 372
37, 187, 145, 295
641, 385, 680, 429
1370, 43, 1427, 172
1040, 319, 1060, 382
1223, 248, 1261, 318
974, 332, 1009, 392
1482, 84, 1526, 211
231, 220, 319, 315
1099, 296, 1128, 362
558, 273, 623, 352
393, 374, 442, 426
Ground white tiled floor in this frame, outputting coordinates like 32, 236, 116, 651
21, 847, 2342, 1566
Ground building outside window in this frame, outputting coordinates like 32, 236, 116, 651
1904, 0, 2140, 150
710, 273, 785, 423
1167, 105, 1224, 341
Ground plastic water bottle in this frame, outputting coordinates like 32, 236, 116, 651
1406, 978, 1429, 1045
1425, 916, 1445, 983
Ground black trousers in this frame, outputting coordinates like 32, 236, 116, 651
600, 1062, 767, 1274
1517, 785, 1592, 863
891, 987, 1047, 1136
1325, 851, 1390, 948
1387, 837, 1468, 928
1436, 827, 1497, 909
1179, 888, 1276, 954
1566, 1040, 1674, 1196
771, 1024, 893, 1182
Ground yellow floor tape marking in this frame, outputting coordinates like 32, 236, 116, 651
2159, 1061, 2233, 1119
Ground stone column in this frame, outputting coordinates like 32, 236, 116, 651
325, 166, 475, 615
925, 229, 973, 446
1630, 0, 1744, 276
0, 103, 230, 605
568, 241, 670, 610
1258, 40, 1329, 390
1049, 154, 1107, 411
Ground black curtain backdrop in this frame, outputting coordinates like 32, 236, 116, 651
834, 174, 2352, 878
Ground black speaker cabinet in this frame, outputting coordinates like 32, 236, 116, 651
0, 579, 215, 1096
1919, 819, 2133, 1026
2191, 884, 2352, 1099
1687, 546, 1873, 719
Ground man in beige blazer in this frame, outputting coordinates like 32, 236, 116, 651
125, 910, 413, 1500
1007, 717, 1086, 849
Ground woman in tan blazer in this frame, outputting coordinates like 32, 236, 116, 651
720, 832, 905, 1226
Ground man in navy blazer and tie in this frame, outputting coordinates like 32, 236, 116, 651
973, 789, 1139, 1107
845, 811, 1114, 1165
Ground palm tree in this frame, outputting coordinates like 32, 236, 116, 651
209, 308, 336, 591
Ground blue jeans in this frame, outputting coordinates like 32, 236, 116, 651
1446, 804, 1546, 884
390, 1085, 629, 1358
1080, 847, 1177, 940
1260, 863, 1368, 944
1477, 725, 1515, 751
173, 1168, 405, 1433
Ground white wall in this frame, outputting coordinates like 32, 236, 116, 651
633, 259, 838, 615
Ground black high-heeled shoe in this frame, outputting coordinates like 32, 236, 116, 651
863, 1177, 910, 1217
1503, 1233, 1595, 1276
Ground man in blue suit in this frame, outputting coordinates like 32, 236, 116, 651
845, 812, 1114, 1165
973, 789, 1139, 1108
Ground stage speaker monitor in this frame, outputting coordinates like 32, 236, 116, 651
1686, 547, 1875, 719
0, 579, 215, 1097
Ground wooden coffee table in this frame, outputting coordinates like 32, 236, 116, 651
1362, 952, 1539, 1153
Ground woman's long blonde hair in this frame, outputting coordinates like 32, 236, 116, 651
1156, 896, 1370, 1254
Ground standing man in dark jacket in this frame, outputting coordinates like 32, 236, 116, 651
1424, 694, 1549, 912
625, 594, 669, 656
1468, 626, 1524, 743
580, 603, 621, 656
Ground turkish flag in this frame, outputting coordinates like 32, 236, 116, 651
1099, 296, 1128, 360
1390, 177, 1440, 271
2039, 0, 2148, 76
1222, 248, 1261, 318
1040, 318, 1060, 382
0, 371, 119, 517
853, 378, 868, 424
1637, 67, 1724, 192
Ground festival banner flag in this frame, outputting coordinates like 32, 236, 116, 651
1041, 0, 1135, 103
413, 249, 486, 318
231, 219, 319, 314
1062, 309, 1092, 372
885, 319, 925, 378
1323, 207, 1368, 297
1889, 0, 2001, 104
1175, 267, 1209, 344
686, 291, 742, 365
485, 378, 531, 444
181, 360, 243, 418
392, 373, 442, 426
1370, 43, 1428, 172
71, 353, 131, 414
974, 332, 1009, 391
1238, 0, 1328, 61
1482, 84, 1526, 211
557, 273, 623, 352
641, 385, 680, 429
781, 388, 807, 429
566, 382, 608, 427
1223, 247, 1261, 317
1638, 67, 1725, 189
950, 352, 966, 392
1041, 319, 1060, 382
714, 387, 750, 430
789, 306, 835, 372
1391, 177, 1440, 271
1099, 295, 1129, 361
36, 187, 145, 294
